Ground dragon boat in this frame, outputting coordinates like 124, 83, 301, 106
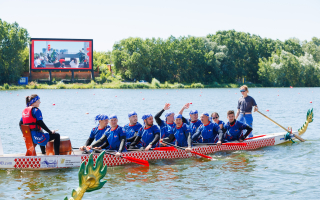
0, 109, 313, 170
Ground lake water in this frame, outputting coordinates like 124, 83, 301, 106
0, 88, 319, 199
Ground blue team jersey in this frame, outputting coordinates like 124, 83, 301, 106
158, 120, 176, 143
192, 122, 220, 143
123, 122, 143, 138
137, 125, 160, 148
104, 125, 126, 151
170, 123, 190, 147
224, 120, 247, 141
188, 119, 202, 136
89, 125, 110, 141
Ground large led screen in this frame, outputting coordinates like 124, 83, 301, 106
30, 39, 93, 70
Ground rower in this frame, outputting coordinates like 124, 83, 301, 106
179, 103, 202, 136
192, 113, 223, 143
217, 110, 253, 146
124, 111, 142, 148
20, 94, 61, 155
154, 103, 175, 140
79, 114, 110, 151
235, 85, 258, 137
161, 114, 192, 152
86, 114, 126, 158
129, 114, 161, 151
211, 112, 225, 129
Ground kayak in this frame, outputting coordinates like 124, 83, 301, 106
0, 109, 313, 170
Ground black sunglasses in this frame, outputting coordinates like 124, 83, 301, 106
212, 117, 218, 119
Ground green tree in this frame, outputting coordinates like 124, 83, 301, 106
0, 19, 29, 84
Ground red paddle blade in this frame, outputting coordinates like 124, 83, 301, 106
190, 151, 212, 159
122, 156, 149, 166
153, 147, 177, 151
222, 143, 247, 146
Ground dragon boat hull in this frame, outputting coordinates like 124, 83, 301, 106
0, 131, 302, 170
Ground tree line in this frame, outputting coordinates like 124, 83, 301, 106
1, 18, 320, 87
111, 31, 320, 86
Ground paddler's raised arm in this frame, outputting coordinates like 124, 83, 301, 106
179, 103, 190, 124
155, 109, 165, 125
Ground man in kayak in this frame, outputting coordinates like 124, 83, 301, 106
192, 113, 223, 143
161, 114, 192, 152
79, 114, 110, 151
178, 103, 202, 137
87, 114, 126, 157
124, 111, 142, 148
129, 114, 161, 151
217, 110, 252, 146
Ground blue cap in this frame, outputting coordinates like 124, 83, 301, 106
165, 111, 174, 118
128, 111, 137, 118
174, 114, 182, 120
142, 114, 153, 121
95, 114, 109, 122
189, 110, 198, 115
109, 114, 117, 119
202, 113, 209, 117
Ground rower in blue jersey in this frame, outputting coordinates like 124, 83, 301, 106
155, 103, 188, 141
124, 111, 142, 148
192, 113, 223, 143
217, 110, 253, 146
211, 112, 225, 129
79, 114, 110, 151
161, 114, 192, 152
129, 114, 161, 150
178, 103, 202, 136
87, 114, 126, 157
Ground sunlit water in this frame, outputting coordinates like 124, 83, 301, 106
0, 88, 319, 199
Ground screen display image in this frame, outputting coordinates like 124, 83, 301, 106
30, 39, 93, 70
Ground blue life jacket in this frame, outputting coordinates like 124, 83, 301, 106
124, 122, 143, 138
137, 125, 160, 148
105, 125, 126, 151
188, 119, 202, 136
90, 125, 110, 141
197, 122, 220, 143
171, 123, 190, 147
224, 120, 247, 141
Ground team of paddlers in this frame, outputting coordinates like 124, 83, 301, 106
20, 85, 258, 158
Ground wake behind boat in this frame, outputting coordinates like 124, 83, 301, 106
0, 109, 313, 170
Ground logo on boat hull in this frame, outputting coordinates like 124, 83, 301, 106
41, 158, 58, 168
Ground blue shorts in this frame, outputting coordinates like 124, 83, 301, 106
238, 113, 253, 138
31, 131, 50, 146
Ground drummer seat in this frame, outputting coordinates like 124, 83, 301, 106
20, 125, 37, 156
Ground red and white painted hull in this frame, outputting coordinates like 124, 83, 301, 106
0, 131, 297, 170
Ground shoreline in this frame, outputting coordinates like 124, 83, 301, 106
1, 81, 266, 90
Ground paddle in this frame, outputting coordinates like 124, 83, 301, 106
161, 141, 212, 159
92, 148, 149, 167
257, 111, 305, 142
193, 142, 247, 146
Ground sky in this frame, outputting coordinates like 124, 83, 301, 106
1, 0, 319, 51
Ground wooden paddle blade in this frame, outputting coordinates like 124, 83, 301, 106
223, 143, 247, 146
152, 147, 177, 151
122, 156, 149, 166
190, 151, 212, 159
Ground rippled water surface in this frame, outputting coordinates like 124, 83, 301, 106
0, 88, 319, 199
